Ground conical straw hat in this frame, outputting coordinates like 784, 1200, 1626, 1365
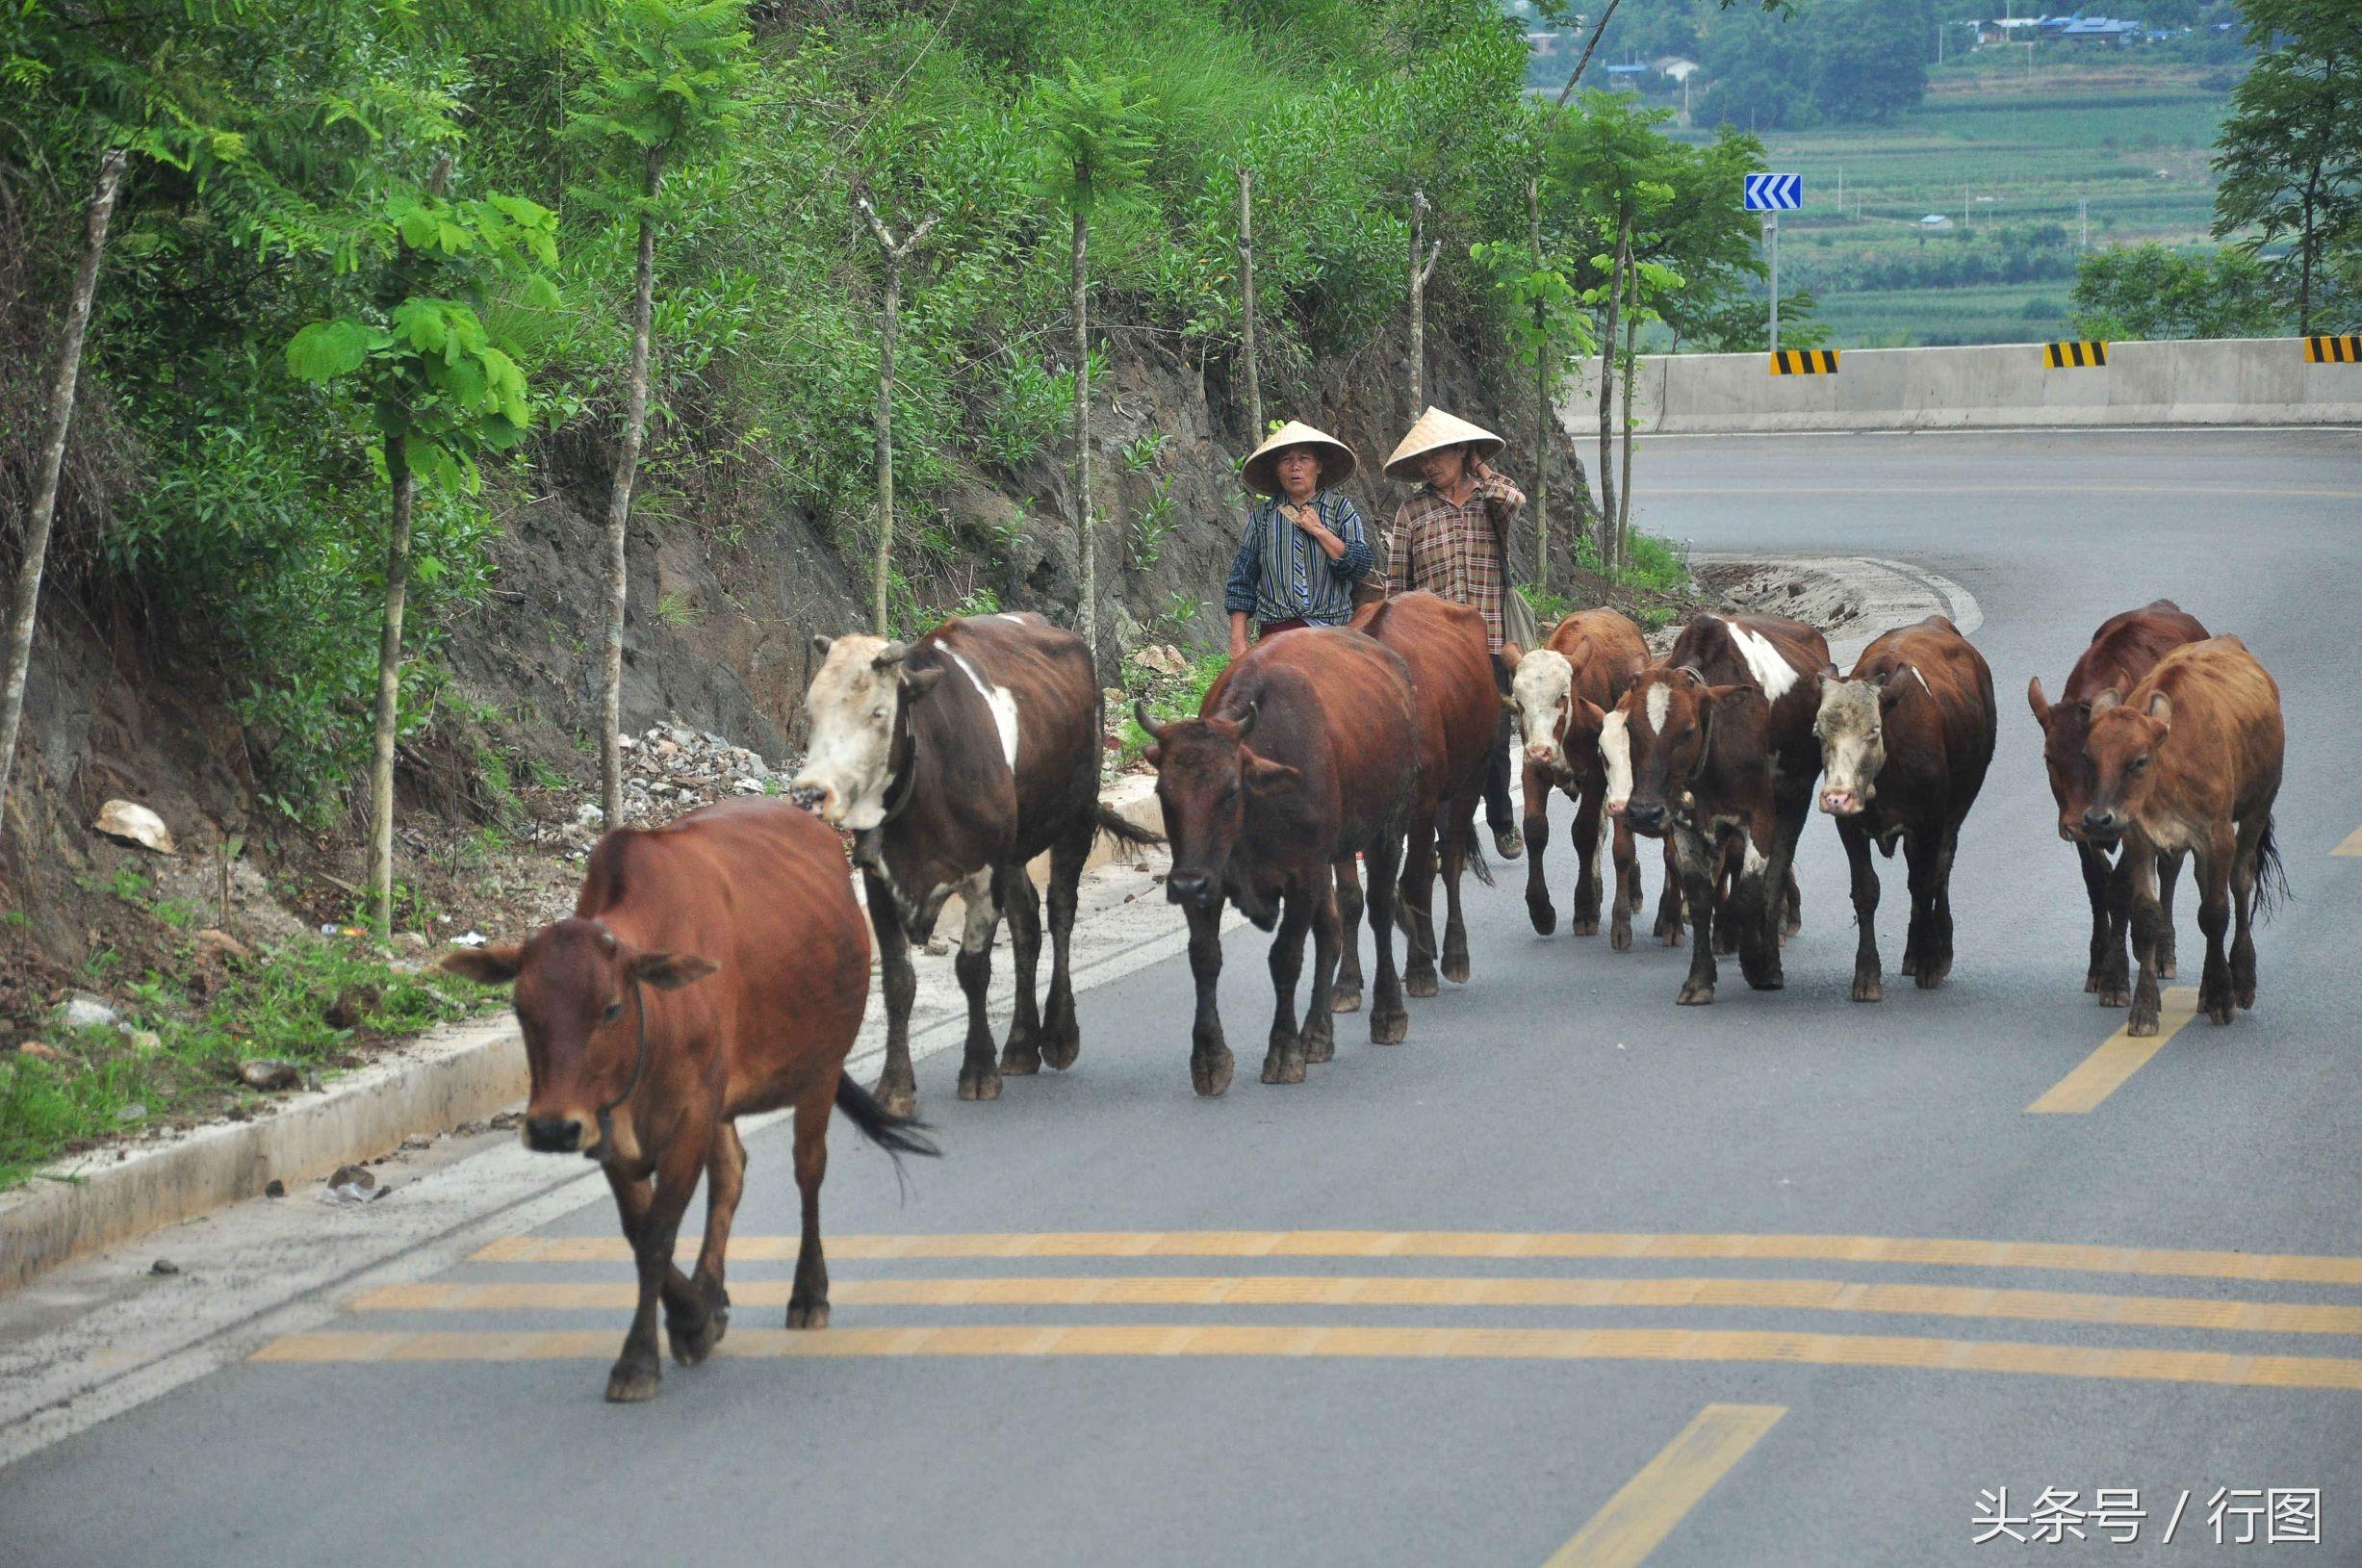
1240, 420, 1358, 498
1383, 405, 1505, 481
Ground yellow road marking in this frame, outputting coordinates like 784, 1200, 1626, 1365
352, 1274, 2362, 1336
2333, 825, 2362, 858
1543, 1404, 1784, 1568
2029, 988, 2200, 1114
471, 1228, 2362, 1285
250, 1324, 2362, 1389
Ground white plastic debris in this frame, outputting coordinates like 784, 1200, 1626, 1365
450, 931, 488, 948
92, 799, 177, 855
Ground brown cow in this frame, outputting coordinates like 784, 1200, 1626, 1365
1602, 614, 1830, 1005
2026, 600, 2207, 1005
2081, 635, 2285, 1036
1504, 607, 1680, 952
1352, 591, 1498, 996
1141, 627, 1421, 1092
1813, 616, 1996, 1001
789, 612, 1157, 1115
441, 799, 935, 1403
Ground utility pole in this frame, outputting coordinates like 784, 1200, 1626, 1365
1767, 210, 1781, 352
1963, 184, 1970, 229
2078, 195, 2089, 250
1237, 167, 1261, 441
1836, 166, 1844, 217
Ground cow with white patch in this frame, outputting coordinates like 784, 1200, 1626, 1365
1600, 614, 1830, 1005
790, 612, 1157, 1114
1813, 616, 1996, 1002
1503, 608, 1679, 951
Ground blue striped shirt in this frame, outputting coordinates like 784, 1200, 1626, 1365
1222, 490, 1373, 626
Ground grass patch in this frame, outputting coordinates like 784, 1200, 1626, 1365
0, 936, 505, 1191
1117, 650, 1229, 767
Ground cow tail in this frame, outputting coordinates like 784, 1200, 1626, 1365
834, 1072, 941, 1169
2252, 814, 2290, 924
1095, 802, 1165, 850
1461, 823, 1495, 888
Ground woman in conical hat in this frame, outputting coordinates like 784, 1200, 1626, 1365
1381, 405, 1528, 858
1221, 420, 1374, 660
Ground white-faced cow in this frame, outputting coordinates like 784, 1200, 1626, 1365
1812, 615, 1996, 1001
1504, 608, 1680, 951
790, 612, 1157, 1115
1601, 614, 1829, 1005
2026, 600, 2207, 1005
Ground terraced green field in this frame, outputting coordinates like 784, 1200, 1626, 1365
1679, 60, 2237, 347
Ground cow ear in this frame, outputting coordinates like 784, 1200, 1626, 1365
1241, 749, 1299, 797
1878, 669, 1911, 712
2145, 690, 2172, 727
1499, 641, 1525, 669
1568, 695, 1606, 735
901, 665, 944, 700
441, 944, 524, 987
2092, 687, 2122, 712
811, 633, 834, 659
1499, 690, 1522, 716
2026, 675, 2052, 727
1701, 683, 1747, 707
629, 951, 718, 990
1143, 744, 1163, 767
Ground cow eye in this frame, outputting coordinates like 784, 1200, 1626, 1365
869, 706, 887, 720
1219, 783, 1241, 805
2129, 756, 2149, 772
602, 1002, 623, 1024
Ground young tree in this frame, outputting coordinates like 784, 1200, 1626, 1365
1030, 61, 1156, 662
0, 150, 127, 817
854, 191, 941, 637
565, 0, 754, 832
2070, 244, 2285, 340
1237, 167, 1263, 440
1472, 212, 1597, 594
285, 165, 559, 934
2212, 0, 2362, 334
1408, 187, 1445, 413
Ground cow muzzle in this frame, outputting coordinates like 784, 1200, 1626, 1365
524, 1113, 589, 1155
786, 779, 832, 815
1819, 786, 1862, 816
1526, 742, 1557, 768
2080, 807, 2124, 846
1165, 870, 1218, 910
1623, 801, 1665, 833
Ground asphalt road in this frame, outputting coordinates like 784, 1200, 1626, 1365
5, 427, 2360, 1566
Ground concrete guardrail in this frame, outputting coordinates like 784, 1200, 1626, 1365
1563, 337, 2362, 435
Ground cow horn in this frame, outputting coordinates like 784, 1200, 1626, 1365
1233, 701, 1258, 739
1133, 699, 1167, 742
811, 633, 834, 658
871, 642, 908, 671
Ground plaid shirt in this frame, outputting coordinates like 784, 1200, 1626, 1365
1384, 470, 1526, 650
1223, 490, 1373, 626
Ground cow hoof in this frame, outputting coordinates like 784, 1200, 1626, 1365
1915, 964, 1948, 990
1370, 1006, 1409, 1045
2127, 1008, 2160, 1037
1677, 982, 1715, 1006
957, 1067, 1002, 1102
2158, 949, 2178, 979
1331, 987, 1363, 1014
1661, 927, 1685, 948
786, 1298, 831, 1330
604, 1361, 660, 1403
667, 1305, 726, 1366
1000, 1038, 1041, 1075
2236, 986, 2256, 1011
1302, 1031, 1335, 1065
1610, 922, 1632, 954
2096, 983, 2131, 1009
2083, 972, 2103, 993
1040, 1028, 1081, 1072
1260, 1052, 1306, 1086
1571, 916, 1599, 938
1442, 952, 1471, 986
1898, 952, 1920, 978
1528, 902, 1557, 936
1852, 977, 1884, 1003
873, 1075, 917, 1120
2200, 990, 2235, 1026
1192, 1049, 1236, 1097
1406, 969, 1439, 999
1747, 972, 1784, 991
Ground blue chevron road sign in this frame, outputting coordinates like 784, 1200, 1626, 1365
1744, 172, 1803, 211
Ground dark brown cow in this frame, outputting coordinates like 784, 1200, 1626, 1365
1140, 627, 1422, 1092
2082, 635, 2285, 1036
2026, 599, 2207, 1005
1812, 616, 1996, 1001
1351, 591, 1498, 996
1602, 614, 1830, 1005
789, 613, 1157, 1115
1504, 607, 1680, 952
442, 799, 934, 1403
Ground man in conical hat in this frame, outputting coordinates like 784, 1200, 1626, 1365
1382, 405, 1528, 859
1222, 420, 1374, 660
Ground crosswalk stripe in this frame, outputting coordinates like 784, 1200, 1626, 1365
249, 1324, 2362, 1389
2029, 987, 2200, 1114
470, 1229, 2362, 1285
1543, 1404, 1784, 1568
350, 1274, 2362, 1335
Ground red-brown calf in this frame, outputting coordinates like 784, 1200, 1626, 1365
443, 798, 934, 1403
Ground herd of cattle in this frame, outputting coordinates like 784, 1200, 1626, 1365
442, 593, 2285, 1401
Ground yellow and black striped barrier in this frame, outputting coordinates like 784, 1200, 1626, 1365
2306, 335, 2361, 364
1768, 348, 1838, 375
2045, 340, 2108, 368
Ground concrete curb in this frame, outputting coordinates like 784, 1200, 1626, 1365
0, 774, 1170, 1298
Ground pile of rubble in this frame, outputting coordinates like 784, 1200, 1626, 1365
527, 723, 797, 851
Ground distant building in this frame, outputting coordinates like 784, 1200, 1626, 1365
2046, 15, 2144, 43
1920, 214, 1955, 229
1978, 16, 2044, 43
1526, 31, 1562, 57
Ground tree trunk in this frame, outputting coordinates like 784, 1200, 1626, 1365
1617, 256, 1640, 571
1072, 201, 1094, 659
1409, 189, 1429, 413
602, 145, 663, 834
874, 257, 900, 633
2298, 158, 2323, 336
1596, 217, 1629, 567
1553, 0, 1626, 107
0, 148, 124, 822
1528, 176, 1549, 596
369, 432, 415, 935
1238, 167, 1261, 441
